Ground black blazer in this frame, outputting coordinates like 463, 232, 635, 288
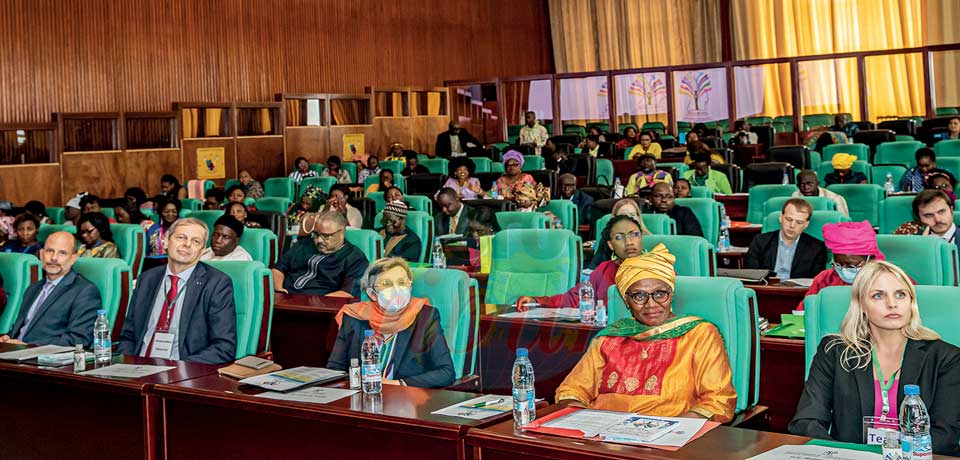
436, 206, 474, 237
116, 263, 237, 364
327, 305, 456, 388
434, 130, 480, 158
6, 271, 101, 347
744, 231, 827, 279
662, 205, 704, 238
790, 337, 960, 455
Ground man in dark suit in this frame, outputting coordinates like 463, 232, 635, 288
436, 187, 473, 236
434, 121, 480, 159
649, 182, 703, 237
0, 231, 101, 346
117, 217, 236, 364
745, 198, 827, 280
558, 173, 594, 225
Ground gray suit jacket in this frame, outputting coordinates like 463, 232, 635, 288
116, 262, 237, 364
6, 271, 101, 347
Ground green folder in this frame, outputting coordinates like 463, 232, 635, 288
762, 314, 805, 338
805, 439, 882, 454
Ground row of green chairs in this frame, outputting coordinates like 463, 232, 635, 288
37, 223, 146, 277
747, 184, 885, 225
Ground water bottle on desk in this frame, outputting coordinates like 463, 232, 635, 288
900, 384, 932, 459
884, 173, 896, 196
578, 273, 596, 324
782, 171, 790, 185
73, 344, 86, 373
93, 309, 111, 366
718, 204, 731, 251
613, 177, 625, 198
361, 329, 382, 394
595, 300, 607, 327
489, 181, 500, 200
512, 348, 536, 428
432, 238, 446, 269
552, 216, 563, 229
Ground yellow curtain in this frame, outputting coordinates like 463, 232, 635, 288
927, 0, 960, 107
548, 0, 721, 72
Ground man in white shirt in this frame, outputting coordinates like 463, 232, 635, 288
518, 111, 548, 155
200, 216, 252, 262
793, 170, 849, 217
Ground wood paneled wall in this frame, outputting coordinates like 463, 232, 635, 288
0, 0, 553, 125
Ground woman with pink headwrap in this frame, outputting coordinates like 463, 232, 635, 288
494, 150, 536, 200
796, 221, 912, 310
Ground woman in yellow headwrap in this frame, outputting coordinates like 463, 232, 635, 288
555, 244, 738, 422
825, 153, 867, 185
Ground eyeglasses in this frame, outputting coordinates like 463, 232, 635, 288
312, 228, 344, 240
374, 279, 412, 290
611, 231, 643, 242
78, 227, 97, 235
625, 290, 672, 305
932, 182, 950, 190
831, 257, 870, 270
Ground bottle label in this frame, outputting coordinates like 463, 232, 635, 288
362, 364, 381, 383
349, 367, 362, 389
512, 387, 536, 425
901, 434, 932, 458
579, 300, 596, 323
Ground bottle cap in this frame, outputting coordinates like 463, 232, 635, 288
97, 309, 106, 315
904, 384, 920, 395
350, 358, 359, 366
364, 329, 375, 337
516, 347, 528, 357
75, 344, 83, 350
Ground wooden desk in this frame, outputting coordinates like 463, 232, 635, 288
464, 404, 810, 460
758, 335, 805, 433
150, 374, 515, 460
717, 248, 748, 269
728, 223, 761, 247
0, 343, 218, 460
478, 306, 599, 400
752, 284, 808, 320
716, 195, 748, 221
271, 293, 353, 367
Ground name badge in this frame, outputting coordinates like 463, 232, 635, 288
151, 332, 176, 360
863, 416, 900, 445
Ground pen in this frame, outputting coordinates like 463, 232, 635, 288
520, 302, 540, 308
470, 398, 504, 408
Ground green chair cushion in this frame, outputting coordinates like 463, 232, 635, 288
202, 260, 273, 357
0, 253, 41, 333
485, 229, 582, 305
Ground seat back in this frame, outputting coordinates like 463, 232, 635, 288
405, 174, 447, 196
238, 228, 278, 266
407, 211, 435, 263
264, 177, 295, 201
870, 164, 908, 188
420, 158, 449, 175
804, 285, 960, 376
606, 277, 759, 412
379, 160, 405, 176
186, 211, 223, 242
822, 143, 870, 163
109, 223, 146, 277
254, 197, 292, 214
46, 207, 65, 224
877, 119, 917, 136
70, 258, 132, 341
769, 145, 810, 170
410, 268, 480, 379
817, 160, 872, 187
878, 195, 915, 234
592, 213, 678, 242
689, 186, 715, 198
826, 184, 885, 225
853, 130, 897, 156
496, 211, 551, 230
340, 162, 358, 183
404, 195, 432, 215
202, 260, 273, 357
934, 139, 960, 158
762, 210, 850, 241
181, 198, 202, 212
746, 184, 797, 223
344, 228, 383, 263
763, 196, 837, 218
537, 200, 578, 231
675, 198, 721, 247
643, 235, 716, 276
0, 253, 41, 333
875, 141, 925, 167
522, 155, 545, 172
595, 159, 615, 186
300, 176, 337, 195
37, 224, 72, 243
744, 162, 794, 191
471, 157, 492, 173
485, 229, 582, 304
528, 170, 558, 197
876, 235, 959, 286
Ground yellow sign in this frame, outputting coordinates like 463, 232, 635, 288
342, 133, 365, 161
196, 147, 226, 179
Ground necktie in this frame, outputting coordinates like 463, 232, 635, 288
18, 282, 55, 340
450, 215, 458, 234
146, 274, 179, 357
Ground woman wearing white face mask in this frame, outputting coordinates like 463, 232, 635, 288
327, 257, 456, 388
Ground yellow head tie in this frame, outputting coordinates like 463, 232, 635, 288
831, 153, 856, 170
615, 243, 677, 299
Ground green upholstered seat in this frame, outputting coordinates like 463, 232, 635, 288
763, 196, 837, 219
367, 192, 430, 215
936, 158, 960, 181
264, 177, 296, 201
181, 198, 203, 212
826, 184, 885, 225
870, 164, 907, 188
590, 122, 611, 133
876, 235, 959, 286
409, 267, 480, 379
225, 179, 240, 190
641, 121, 665, 133
46, 207, 65, 224
420, 158, 449, 175
344, 228, 383, 263
522, 155, 544, 172
817, 161, 872, 187
471, 157, 492, 173
496, 211, 551, 230
934, 139, 960, 158
619, 123, 638, 134
804, 285, 960, 376
822, 143, 870, 163
607, 276, 759, 412
564, 125, 587, 137
341, 162, 358, 183
675, 198, 721, 247
874, 141, 925, 167
485, 229, 582, 305
362, 174, 406, 194
238, 228, 278, 267
110, 223, 146, 277
595, 159, 614, 186
642, 235, 716, 277
0, 253, 41, 333
491, 162, 504, 173
254, 197, 292, 215
202, 260, 273, 357
537, 200, 579, 231
308, 163, 325, 175
70, 258, 131, 340
37, 224, 72, 244
746, 185, 797, 224
372, 210, 433, 263
593, 213, 676, 243
379, 160, 404, 176
878, 195, 915, 234
762, 210, 850, 241
659, 162, 689, 178
689, 186, 715, 198
186, 211, 223, 242
300, 176, 337, 195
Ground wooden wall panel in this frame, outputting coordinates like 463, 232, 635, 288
123, 149, 182, 197
0, 164, 61, 205
284, 127, 330, 170
412, 117, 451, 154
236, 136, 285, 180
181, 139, 237, 186
61, 151, 124, 199
0, 0, 553, 124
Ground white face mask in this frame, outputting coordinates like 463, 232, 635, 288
375, 286, 412, 313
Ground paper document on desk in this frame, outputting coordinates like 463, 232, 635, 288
432, 395, 514, 420
782, 278, 814, 288
80, 364, 175, 378
498, 308, 582, 320
240, 366, 345, 392
747, 445, 880, 459
257, 386, 357, 404
542, 410, 681, 443
0, 344, 74, 362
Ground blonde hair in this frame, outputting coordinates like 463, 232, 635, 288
611, 198, 651, 235
360, 257, 413, 292
829, 260, 940, 371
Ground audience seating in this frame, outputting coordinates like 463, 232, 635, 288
762, 210, 849, 241
110, 223, 146, 277
594, 159, 614, 186
935, 157, 960, 180
405, 174, 447, 196
264, 177, 296, 201
527, 170, 558, 198
878, 195, 915, 234
934, 139, 960, 158
254, 197, 291, 215
689, 186, 715, 198
744, 162, 794, 190
70, 258, 131, 341
186, 211, 224, 240
825, 184, 884, 225
522, 155, 545, 172
308, 163, 325, 175
874, 141, 925, 167
618, 123, 638, 135
821, 143, 869, 163
870, 164, 908, 188
0, 253, 41, 333
496, 211, 550, 230
300, 176, 337, 195
37, 224, 71, 242
378, 160, 404, 176
185, 180, 214, 200
46, 207, 65, 224
769, 145, 811, 170
372, 210, 434, 263
409, 268, 480, 379
877, 119, 917, 137
854, 130, 897, 158
876, 235, 959, 286
746, 184, 797, 223
750, 125, 774, 147
659, 162, 689, 178
363, 174, 407, 194
537, 200, 578, 231
344, 228, 383, 263
592, 213, 676, 242
606, 276, 759, 413
643, 235, 716, 277
675, 198, 721, 247
181, 198, 202, 212
420, 158, 448, 175
563, 125, 587, 137
817, 160, 872, 187
203, 260, 273, 357
341, 162, 358, 183
804, 285, 960, 375
763, 196, 837, 218
484, 229, 581, 305
238, 227, 278, 266
471, 157, 492, 173
711, 163, 743, 192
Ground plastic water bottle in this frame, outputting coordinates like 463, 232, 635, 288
552, 216, 563, 229
595, 300, 608, 327
348, 358, 361, 390
93, 309, 111, 366
884, 173, 896, 196
613, 177, 625, 198
512, 348, 536, 427
718, 204, 732, 251
432, 238, 446, 269
361, 329, 382, 394
782, 171, 790, 185
578, 273, 596, 324
290, 222, 299, 244
73, 344, 86, 373
489, 181, 500, 200
900, 384, 932, 459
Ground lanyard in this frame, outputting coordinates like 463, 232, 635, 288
871, 349, 903, 418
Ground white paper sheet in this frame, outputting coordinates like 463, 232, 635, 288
498, 308, 582, 321
633, 416, 707, 448
256, 386, 358, 404
0, 344, 75, 362
543, 409, 636, 438
240, 366, 345, 392
431, 395, 514, 420
747, 445, 880, 460
80, 364, 175, 378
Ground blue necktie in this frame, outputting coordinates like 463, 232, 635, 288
18, 282, 55, 340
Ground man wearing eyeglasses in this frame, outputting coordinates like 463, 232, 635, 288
117, 217, 237, 364
272, 211, 368, 298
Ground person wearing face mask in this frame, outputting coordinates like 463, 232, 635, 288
378, 201, 421, 262
272, 211, 369, 297
624, 153, 672, 196
327, 257, 456, 388
440, 157, 484, 199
